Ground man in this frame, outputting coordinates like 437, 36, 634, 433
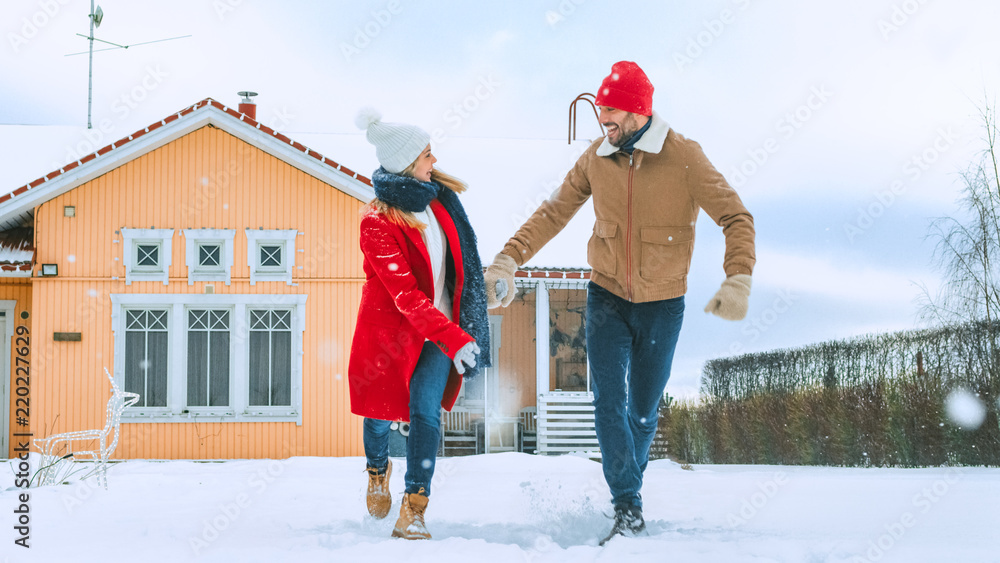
484, 61, 755, 543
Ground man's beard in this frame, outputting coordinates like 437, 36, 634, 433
608, 114, 642, 147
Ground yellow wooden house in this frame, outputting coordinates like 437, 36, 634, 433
0, 98, 377, 460
0, 98, 598, 462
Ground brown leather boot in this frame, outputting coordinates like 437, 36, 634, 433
391, 488, 431, 540
366, 460, 392, 519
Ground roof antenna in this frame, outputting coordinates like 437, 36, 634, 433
67, 1, 192, 129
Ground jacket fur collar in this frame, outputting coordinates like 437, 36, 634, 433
596, 111, 671, 157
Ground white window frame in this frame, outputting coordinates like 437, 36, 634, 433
120, 307, 172, 413
183, 229, 236, 285
121, 228, 174, 285
245, 229, 298, 285
184, 306, 235, 413
110, 293, 307, 425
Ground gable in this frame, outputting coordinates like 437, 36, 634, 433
47, 124, 365, 224
34, 125, 367, 282
0, 99, 374, 232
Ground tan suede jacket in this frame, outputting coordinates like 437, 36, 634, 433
501, 112, 755, 303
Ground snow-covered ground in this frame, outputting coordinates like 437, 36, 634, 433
2, 453, 998, 562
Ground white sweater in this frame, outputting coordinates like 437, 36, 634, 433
412, 206, 453, 322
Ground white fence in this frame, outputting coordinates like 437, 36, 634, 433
536, 391, 600, 456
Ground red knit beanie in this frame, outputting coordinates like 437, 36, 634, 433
594, 61, 654, 116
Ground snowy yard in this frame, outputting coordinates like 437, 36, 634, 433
3, 453, 998, 562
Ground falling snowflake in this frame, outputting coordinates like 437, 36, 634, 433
945, 388, 986, 429
67, 255, 76, 263
139, 359, 151, 371
317, 338, 341, 365
388, 263, 399, 272
421, 459, 432, 469
87, 288, 98, 298
201, 177, 209, 186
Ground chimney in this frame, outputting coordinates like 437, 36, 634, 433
237, 91, 258, 120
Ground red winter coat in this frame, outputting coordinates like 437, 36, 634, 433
348, 199, 474, 422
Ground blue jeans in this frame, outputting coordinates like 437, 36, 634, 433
586, 281, 684, 509
363, 341, 451, 496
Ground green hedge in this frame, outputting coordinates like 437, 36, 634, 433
663, 373, 999, 466
702, 321, 1000, 400
666, 320, 1000, 466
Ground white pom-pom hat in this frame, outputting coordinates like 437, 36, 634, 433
355, 107, 430, 174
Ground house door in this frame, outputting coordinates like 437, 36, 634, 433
0, 310, 9, 457
0, 300, 17, 459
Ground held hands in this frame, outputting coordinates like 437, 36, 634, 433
485, 252, 518, 308
704, 274, 752, 321
495, 279, 509, 301
453, 341, 481, 375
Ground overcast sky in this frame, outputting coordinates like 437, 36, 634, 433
3, 0, 999, 397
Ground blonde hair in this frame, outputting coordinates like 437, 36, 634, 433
362, 164, 467, 231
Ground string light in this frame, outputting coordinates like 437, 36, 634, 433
33, 367, 140, 489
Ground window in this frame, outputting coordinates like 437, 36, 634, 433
199, 244, 221, 267
187, 309, 231, 407
136, 244, 160, 269
110, 294, 307, 424
121, 228, 174, 285
245, 229, 298, 285
248, 309, 292, 407
259, 245, 283, 269
183, 229, 236, 285
124, 309, 169, 408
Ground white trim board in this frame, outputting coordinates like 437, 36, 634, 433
109, 293, 307, 425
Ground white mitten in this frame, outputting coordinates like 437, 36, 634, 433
704, 274, 752, 321
484, 253, 518, 308
495, 279, 509, 301
453, 341, 480, 375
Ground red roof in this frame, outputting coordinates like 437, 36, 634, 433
0, 98, 373, 207
514, 269, 590, 279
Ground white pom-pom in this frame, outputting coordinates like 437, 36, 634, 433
354, 107, 382, 130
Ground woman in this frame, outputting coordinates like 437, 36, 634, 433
348, 108, 490, 540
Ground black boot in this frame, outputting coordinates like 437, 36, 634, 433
599, 505, 646, 545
